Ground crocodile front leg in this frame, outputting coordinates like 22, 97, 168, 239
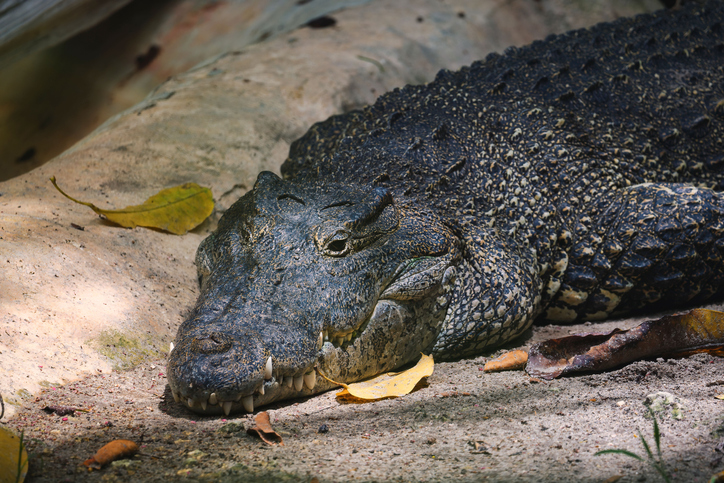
431, 227, 543, 360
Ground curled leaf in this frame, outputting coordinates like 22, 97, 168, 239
484, 350, 528, 372
83, 439, 138, 469
527, 309, 724, 380
51, 176, 213, 235
319, 354, 434, 401
0, 426, 27, 483
246, 411, 283, 445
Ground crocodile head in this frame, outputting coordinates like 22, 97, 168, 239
167, 171, 461, 415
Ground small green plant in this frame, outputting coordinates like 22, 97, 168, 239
15, 430, 27, 483
15, 431, 27, 483
595, 411, 671, 483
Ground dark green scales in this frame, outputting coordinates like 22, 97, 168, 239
167, 2, 724, 415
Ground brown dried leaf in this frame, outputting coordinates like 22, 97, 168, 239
83, 439, 138, 469
42, 405, 82, 416
246, 411, 284, 445
527, 309, 724, 380
483, 350, 529, 372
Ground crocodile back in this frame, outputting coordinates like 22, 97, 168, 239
284, 2, 724, 232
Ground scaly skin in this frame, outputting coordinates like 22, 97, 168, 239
167, 2, 724, 415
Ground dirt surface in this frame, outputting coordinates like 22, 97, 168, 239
5, 318, 724, 482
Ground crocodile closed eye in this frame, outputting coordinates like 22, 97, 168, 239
323, 230, 351, 256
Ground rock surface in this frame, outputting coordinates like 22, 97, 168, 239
0, 0, 132, 68
0, 0, 371, 181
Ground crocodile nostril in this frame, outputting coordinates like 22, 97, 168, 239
190, 332, 233, 354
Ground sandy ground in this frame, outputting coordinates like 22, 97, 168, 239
5, 318, 724, 483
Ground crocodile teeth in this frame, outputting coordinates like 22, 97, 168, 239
318, 331, 324, 348
303, 371, 316, 390
264, 356, 273, 380
169, 342, 174, 354
209, 392, 218, 405
285, 376, 293, 388
235, 393, 242, 401
259, 385, 265, 396
278, 376, 284, 386
222, 401, 232, 416
242, 395, 254, 413
324, 331, 329, 341
200, 399, 207, 411
336, 337, 345, 346
187, 398, 195, 408
172, 391, 180, 403
345, 333, 353, 342
293, 375, 304, 391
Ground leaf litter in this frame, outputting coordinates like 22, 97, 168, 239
83, 439, 139, 470
317, 353, 434, 402
483, 350, 528, 372
50, 176, 213, 235
527, 308, 724, 380
246, 412, 284, 445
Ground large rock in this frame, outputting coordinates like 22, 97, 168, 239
0, 0, 372, 181
0, 0, 132, 68
0, 0, 660, 418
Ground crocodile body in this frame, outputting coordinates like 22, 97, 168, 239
167, 2, 724, 415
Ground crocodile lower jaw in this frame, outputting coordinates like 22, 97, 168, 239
173, 365, 323, 416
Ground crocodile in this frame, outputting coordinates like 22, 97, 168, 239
167, 1, 724, 415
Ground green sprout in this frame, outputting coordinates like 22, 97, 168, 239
595, 412, 670, 483
14, 430, 28, 483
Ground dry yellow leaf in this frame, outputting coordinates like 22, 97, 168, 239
716, 394, 724, 400
51, 176, 213, 235
0, 426, 28, 483
319, 354, 434, 401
